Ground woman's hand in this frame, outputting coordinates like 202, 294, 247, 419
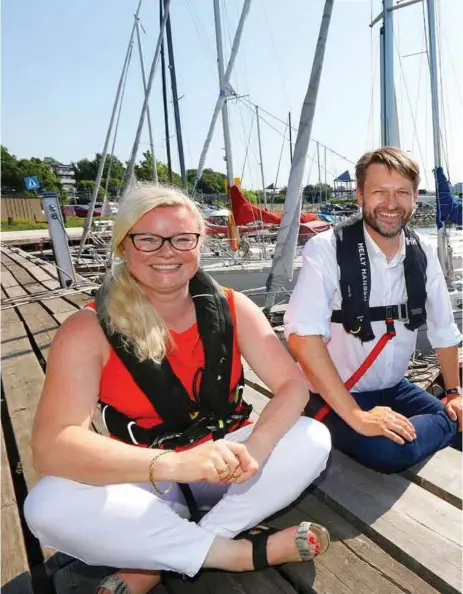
172, 439, 259, 484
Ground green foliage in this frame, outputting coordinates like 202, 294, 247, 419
73, 153, 125, 196
303, 183, 333, 202
135, 151, 183, 186
1, 145, 63, 194
187, 168, 226, 194
1, 215, 86, 232
242, 189, 258, 204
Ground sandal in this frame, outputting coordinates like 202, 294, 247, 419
236, 522, 330, 570
97, 573, 132, 594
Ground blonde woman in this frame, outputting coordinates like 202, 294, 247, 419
24, 184, 331, 594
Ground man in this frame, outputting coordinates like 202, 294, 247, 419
285, 147, 462, 473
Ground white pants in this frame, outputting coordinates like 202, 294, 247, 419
24, 417, 331, 577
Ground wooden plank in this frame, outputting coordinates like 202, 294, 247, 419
270, 494, 439, 594
0, 296, 44, 490
1, 265, 62, 362
317, 450, 462, 594
1, 251, 81, 323
1, 426, 33, 593
3, 246, 92, 309
244, 380, 450, 594
243, 368, 463, 510
402, 447, 462, 509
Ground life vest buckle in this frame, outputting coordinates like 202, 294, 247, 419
385, 318, 396, 337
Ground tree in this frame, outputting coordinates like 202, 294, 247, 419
186, 168, 226, 194
73, 153, 125, 198
134, 151, 183, 186
303, 183, 333, 203
242, 189, 258, 204
1, 146, 63, 195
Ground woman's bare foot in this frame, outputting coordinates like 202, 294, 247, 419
98, 569, 161, 594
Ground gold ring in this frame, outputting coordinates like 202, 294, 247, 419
217, 466, 229, 475
230, 469, 243, 479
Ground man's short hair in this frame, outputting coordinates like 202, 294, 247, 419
355, 147, 420, 192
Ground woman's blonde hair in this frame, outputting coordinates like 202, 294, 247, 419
104, 183, 205, 362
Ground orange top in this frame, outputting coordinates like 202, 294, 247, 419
87, 288, 247, 438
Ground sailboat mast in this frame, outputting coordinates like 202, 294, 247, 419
165, 0, 187, 188
264, 0, 334, 311
426, 0, 452, 281
213, 0, 234, 190
135, 19, 158, 184
78, 0, 142, 258
160, 0, 173, 182
288, 111, 293, 164
426, 0, 442, 168
256, 105, 267, 208
193, 0, 252, 191
380, 0, 400, 146
123, 0, 173, 193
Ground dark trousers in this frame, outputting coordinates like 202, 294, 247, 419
307, 379, 459, 473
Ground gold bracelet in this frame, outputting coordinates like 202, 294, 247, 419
149, 450, 176, 496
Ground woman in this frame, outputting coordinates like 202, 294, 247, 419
24, 184, 332, 594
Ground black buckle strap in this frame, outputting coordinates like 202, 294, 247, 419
100, 402, 252, 449
331, 303, 408, 324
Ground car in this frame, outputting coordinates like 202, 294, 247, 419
74, 202, 103, 218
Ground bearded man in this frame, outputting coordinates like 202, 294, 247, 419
285, 147, 462, 472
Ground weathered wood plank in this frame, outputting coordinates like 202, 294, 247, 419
317, 450, 462, 594
1, 251, 80, 322
1, 265, 62, 362
401, 447, 462, 509
1, 426, 33, 592
0, 294, 44, 489
3, 246, 92, 309
236, 387, 444, 594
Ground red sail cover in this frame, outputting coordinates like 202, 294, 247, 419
230, 185, 319, 225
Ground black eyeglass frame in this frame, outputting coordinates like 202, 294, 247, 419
127, 232, 201, 252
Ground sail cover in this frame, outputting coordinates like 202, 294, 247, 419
230, 185, 318, 225
435, 167, 462, 228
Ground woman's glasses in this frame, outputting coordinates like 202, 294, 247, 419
128, 232, 201, 253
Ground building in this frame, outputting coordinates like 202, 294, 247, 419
44, 159, 77, 200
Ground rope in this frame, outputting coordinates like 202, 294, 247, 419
240, 109, 255, 184
435, 0, 451, 177
366, 0, 379, 149
185, 0, 218, 81
393, 29, 430, 189
105, 34, 133, 201
238, 96, 356, 165
273, 121, 288, 194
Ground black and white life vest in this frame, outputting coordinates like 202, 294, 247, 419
95, 268, 251, 449
330, 215, 428, 342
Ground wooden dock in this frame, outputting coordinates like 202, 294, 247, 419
1, 245, 462, 594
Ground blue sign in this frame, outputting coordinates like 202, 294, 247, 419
24, 176, 41, 191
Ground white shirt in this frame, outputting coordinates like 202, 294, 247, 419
284, 225, 462, 392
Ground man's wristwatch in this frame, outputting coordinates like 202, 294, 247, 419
445, 387, 462, 397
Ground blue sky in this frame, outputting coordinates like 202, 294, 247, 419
2, 0, 462, 191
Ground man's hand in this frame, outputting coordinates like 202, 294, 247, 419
352, 407, 417, 444
444, 395, 462, 431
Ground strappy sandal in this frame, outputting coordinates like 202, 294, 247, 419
97, 573, 132, 594
236, 522, 330, 570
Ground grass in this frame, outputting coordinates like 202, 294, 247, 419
1, 216, 87, 232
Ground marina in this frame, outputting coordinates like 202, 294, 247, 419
1, 245, 462, 594
2, 0, 462, 591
